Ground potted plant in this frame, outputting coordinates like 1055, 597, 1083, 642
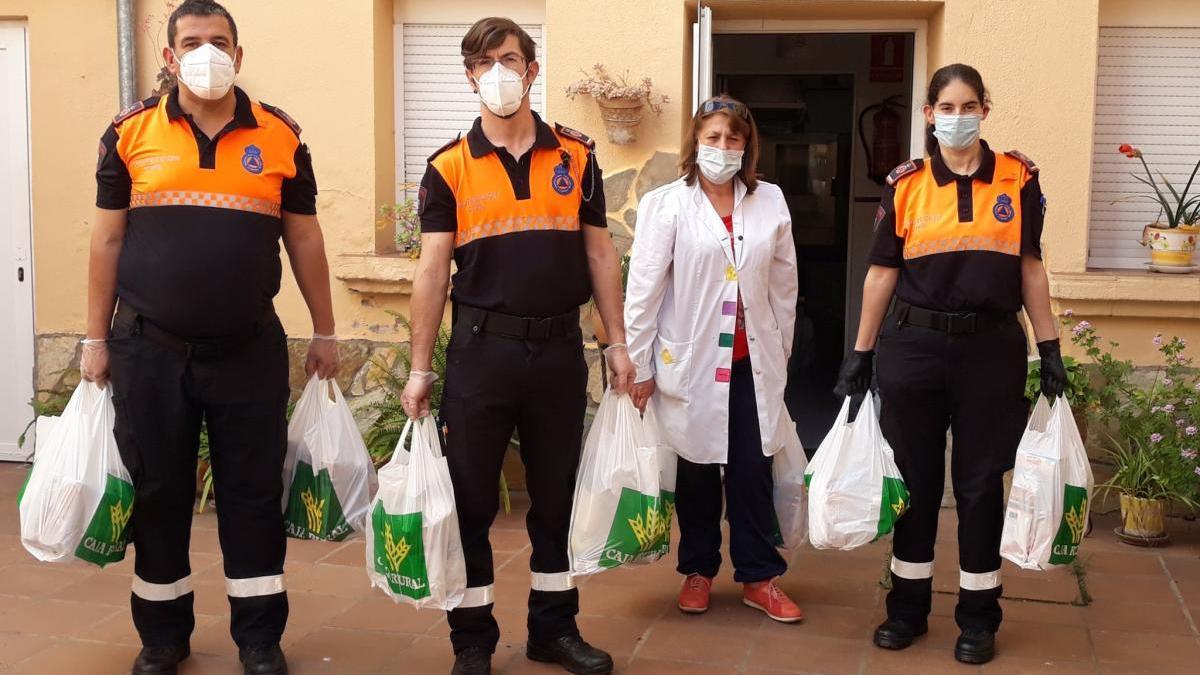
566, 64, 668, 145
379, 196, 421, 259
1068, 318, 1200, 544
1116, 144, 1200, 271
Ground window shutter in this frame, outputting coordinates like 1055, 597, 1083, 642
1088, 26, 1200, 269
400, 23, 544, 197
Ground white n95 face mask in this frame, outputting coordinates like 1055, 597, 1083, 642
696, 144, 744, 185
933, 113, 982, 151
174, 43, 237, 100
473, 62, 531, 118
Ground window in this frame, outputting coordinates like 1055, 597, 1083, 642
1088, 26, 1200, 269
397, 23, 545, 203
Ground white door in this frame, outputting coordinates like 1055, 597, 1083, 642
0, 23, 35, 462
691, 3, 712, 112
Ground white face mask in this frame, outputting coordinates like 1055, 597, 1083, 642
174, 43, 236, 100
933, 113, 982, 151
696, 144, 744, 185
473, 62, 531, 118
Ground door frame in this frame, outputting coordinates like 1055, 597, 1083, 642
0, 21, 35, 462
709, 18, 928, 163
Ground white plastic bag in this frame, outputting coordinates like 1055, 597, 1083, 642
772, 420, 809, 550
282, 376, 377, 541
569, 390, 673, 576
19, 381, 134, 567
1001, 396, 1093, 570
806, 395, 909, 551
366, 415, 467, 610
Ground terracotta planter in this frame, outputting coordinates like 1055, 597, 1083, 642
1119, 494, 1167, 540
595, 96, 645, 145
589, 305, 609, 345
1141, 223, 1198, 270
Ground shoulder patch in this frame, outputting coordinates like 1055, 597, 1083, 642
1005, 150, 1039, 174
112, 97, 159, 125
554, 123, 595, 149
885, 158, 924, 186
427, 134, 462, 163
259, 102, 302, 136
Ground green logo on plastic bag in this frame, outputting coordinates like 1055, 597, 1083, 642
1049, 484, 1088, 565
599, 488, 675, 569
285, 461, 351, 541
875, 476, 910, 540
371, 503, 430, 600
74, 473, 134, 567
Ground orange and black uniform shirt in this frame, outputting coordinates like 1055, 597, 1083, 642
95, 87, 317, 338
418, 111, 606, 318
868, 140, 1045, 313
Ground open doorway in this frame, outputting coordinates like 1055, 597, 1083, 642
712, 32, 914, 449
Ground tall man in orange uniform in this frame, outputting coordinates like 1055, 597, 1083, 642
402, 17, 635, 675
82, 2, 337, 674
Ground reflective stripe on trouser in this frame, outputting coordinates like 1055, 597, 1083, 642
109, 312, 291, 648
875, 313, 1027, 633
890, 558, 933, 580
442, 319, 587, 653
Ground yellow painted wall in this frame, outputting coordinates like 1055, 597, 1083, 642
0, 0, 118, 335
1101, 0, 1200, 25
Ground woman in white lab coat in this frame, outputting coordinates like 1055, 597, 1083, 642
624, 96, 802, 623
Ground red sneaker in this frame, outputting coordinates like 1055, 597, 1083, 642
677, 574, 713, 614
743, 579, 804, 623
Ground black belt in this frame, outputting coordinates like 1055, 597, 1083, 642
892, 300, 1016, 335
113, 302, 268, 358
454, 304, 579, 341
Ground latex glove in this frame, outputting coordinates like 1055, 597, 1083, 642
630, 378, 656, 413
305, 336, 340, 380
604, 344, 636, 394
1038, 339, 1067, 399
80, 340, 110, 387
834, 349, 875, 398
401, 370, 438, 419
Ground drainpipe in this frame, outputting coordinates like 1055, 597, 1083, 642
117, 0, 136, 108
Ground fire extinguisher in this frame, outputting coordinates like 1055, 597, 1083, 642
858, 95, 905, 186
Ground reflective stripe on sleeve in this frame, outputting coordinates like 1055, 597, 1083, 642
531, 571, 575, 592
960, 569, 1002, 591
459, 585, 495, 608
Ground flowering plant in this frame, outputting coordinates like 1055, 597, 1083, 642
1115, 144, 1200, 228
1067, 314, 1200, 507
565, 64, 668, 114
379, 188, 420, 258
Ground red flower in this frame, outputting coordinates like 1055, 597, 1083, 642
1118, 144, 1141, 158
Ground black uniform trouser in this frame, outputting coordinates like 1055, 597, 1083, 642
107, 308, 290, 649
441, 312, 588, 654
676, 358, 787, 583
875, 311, 1028, 633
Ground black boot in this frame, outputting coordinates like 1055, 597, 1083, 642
873, 618, 928, 650
451, 646, 492, 675
526, 635, 613, 674
132, 644, 190, 675
239, 643, 288, 675
955, 628, 996, 664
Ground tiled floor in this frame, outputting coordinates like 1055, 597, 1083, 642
2, 462, 1200, 674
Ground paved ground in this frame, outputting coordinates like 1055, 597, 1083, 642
2, 463, 1200, 674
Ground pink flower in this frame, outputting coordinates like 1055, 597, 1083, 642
1164, 403, 1176, 413
1178, 419, 1187, 427
1186, 398, 1196, 406
1154, 333, 1164, 346
1165, 378, 1174, 386
1064, 309, 1075, 317
1194, 466, 1200, 477
1183, 448, 1198, 460
1187, 426, 1199, 437
1150, 433, 1164, 443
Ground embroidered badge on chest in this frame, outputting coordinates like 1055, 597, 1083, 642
993, 193, 1015, 223
552, 164, 575, 195
242, 145, 264, 174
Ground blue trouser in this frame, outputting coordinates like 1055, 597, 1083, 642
674, 358, 787, 583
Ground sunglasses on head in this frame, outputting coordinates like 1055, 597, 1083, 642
700, 99, 749, 120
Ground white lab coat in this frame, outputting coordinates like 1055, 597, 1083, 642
624, 177, 800, 464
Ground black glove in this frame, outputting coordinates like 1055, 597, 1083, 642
1038, 339, 1067, 399
834, 350, 875, 398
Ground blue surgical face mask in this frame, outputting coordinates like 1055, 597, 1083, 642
933, 113, 981, 151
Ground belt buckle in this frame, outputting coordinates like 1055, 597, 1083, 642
528, 317, 552, 340
947, 312, 977, 334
